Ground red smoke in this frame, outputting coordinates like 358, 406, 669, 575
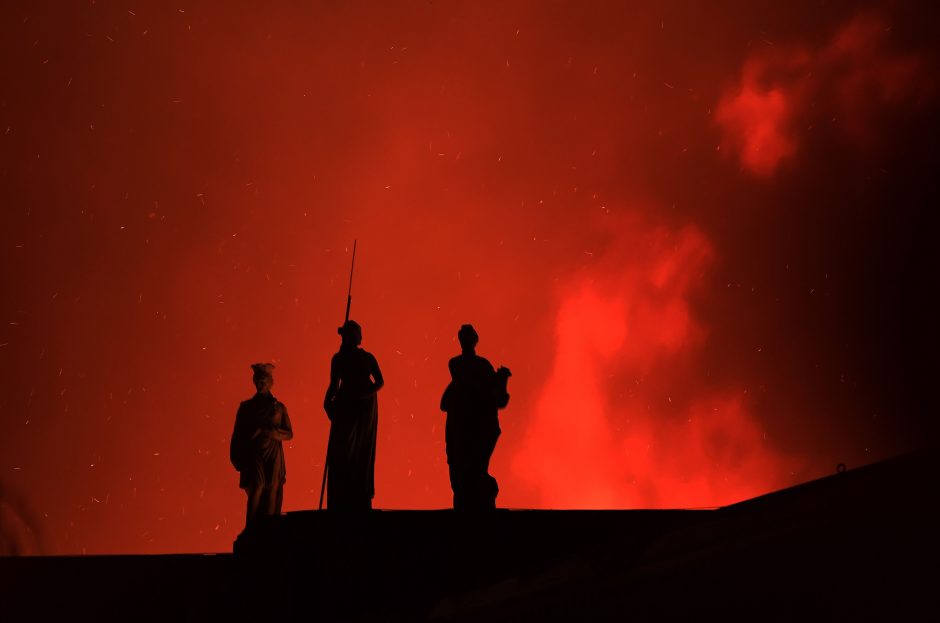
716, 51, 809, 177
512, 216, 798, 508
1, 3, 934, 555
717, 12, 932, 176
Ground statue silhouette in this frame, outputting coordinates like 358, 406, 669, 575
230, 363, 293, 531
440, 324, 511, 509
323, 320, 384, 509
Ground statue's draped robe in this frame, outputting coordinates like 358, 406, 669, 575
441, 353, 509, 508
230, 393, 292, 516
327, 347, 380, 509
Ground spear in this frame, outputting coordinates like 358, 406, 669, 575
319, 240, 357, 510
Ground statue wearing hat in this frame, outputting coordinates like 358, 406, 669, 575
230, 363, 293, 531
323, 321, 384, 509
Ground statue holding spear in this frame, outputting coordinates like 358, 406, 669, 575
320, 241, 384, 510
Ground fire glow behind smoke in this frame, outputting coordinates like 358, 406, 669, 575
717, 12, 932, 176
513, 218, 797, 508
0, 2, 936, 554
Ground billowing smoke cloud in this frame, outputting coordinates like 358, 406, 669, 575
2, 3, 935, 554
512, 215, 800, 508
717, 12, 932, 176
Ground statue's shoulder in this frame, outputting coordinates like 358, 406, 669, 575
475, 355, 495, 372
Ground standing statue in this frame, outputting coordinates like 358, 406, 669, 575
440, 324, 511, 509
323, 321, 384, 509
230, 363, 293, 531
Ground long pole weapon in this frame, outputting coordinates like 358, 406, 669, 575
319, 240, 357, 510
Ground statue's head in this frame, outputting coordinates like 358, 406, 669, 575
338, 320, 363, 347
251, 362, 275, 393
457, 324, 479, 352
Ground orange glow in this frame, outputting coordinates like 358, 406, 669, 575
512, 218, 797, 508
717, 77, 799, 177
717, 11, 931, 176
0, 4, 934, 555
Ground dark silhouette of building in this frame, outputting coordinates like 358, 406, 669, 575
323, 321, 384, 509
441, 324, 511, 509
4, 451, 936, 622
230, 363, 293, 531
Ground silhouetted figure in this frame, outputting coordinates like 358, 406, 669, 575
441, 324, 511, 509
230, 363, 293, 531
323, 321, 384, 509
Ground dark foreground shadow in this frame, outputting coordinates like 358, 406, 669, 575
2, 449, 937, 621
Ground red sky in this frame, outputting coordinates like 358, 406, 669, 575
1, 1, 937, 554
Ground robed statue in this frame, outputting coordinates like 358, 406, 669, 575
230, 363, 293, 531
323, 320, 384, 509
440, 324, 511, 509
